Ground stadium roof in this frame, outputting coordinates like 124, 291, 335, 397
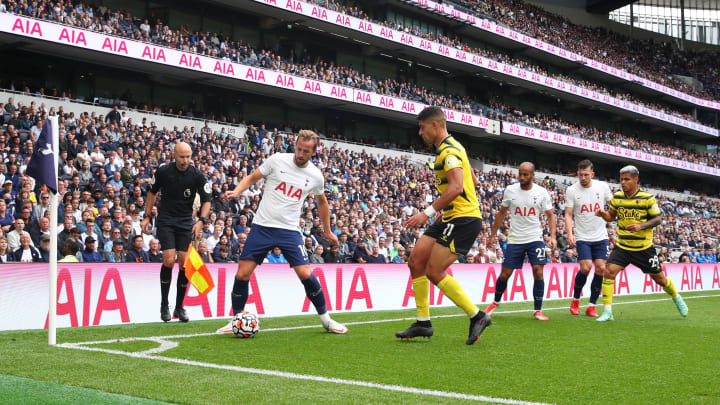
587, 0, 720, 13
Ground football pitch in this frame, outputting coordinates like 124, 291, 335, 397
1, 291, 718, 405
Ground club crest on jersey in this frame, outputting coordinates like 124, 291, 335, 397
184, 188, 192, 198
275, 182, 303, 200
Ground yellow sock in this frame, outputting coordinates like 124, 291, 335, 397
663, 277, 678, 299
437, 275, 479, 317
602, 278, 615, 308
412, 276, 431, 321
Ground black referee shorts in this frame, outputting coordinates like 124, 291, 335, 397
156, 214, 194, 252
607, 246, 662, 274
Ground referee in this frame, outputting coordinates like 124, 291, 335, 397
142, 142, 211, 322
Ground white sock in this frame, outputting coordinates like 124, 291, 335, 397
319, 312, 331, 324
604, 305, 612, 311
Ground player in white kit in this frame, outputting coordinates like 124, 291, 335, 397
565, 160, 613, 317
216, 130, 347, 334
486, 162, 557, 320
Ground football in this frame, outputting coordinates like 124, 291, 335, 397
232, 311, 259, 338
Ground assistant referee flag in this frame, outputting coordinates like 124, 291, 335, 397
184, 243, 214, 295
26, 118, 58, 194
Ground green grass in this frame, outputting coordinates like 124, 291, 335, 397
0, 292, 718, 404
0, 374, 171, 404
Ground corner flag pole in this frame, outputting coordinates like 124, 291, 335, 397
48, 115, 59, 346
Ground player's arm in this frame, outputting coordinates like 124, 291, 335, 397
487, 205, 509, 249
627, 200, 662, 232
546, 208, 557, 250
595, 207, 617, 222
141, 191, 157, 233
315, 192, 338, 247
406, 167, 463, 229
225, 169, 265, 199
564, 206, 576, 247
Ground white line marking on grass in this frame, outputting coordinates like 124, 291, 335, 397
57, 294, 718, 405
58, 342, 553, 405
63, 293, 720, 346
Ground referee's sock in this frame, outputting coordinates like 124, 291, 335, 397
573, 271, 588, 300
231, 278, 249, 315
175, 268, 189, 309
160, 265, 173, 307
589, 274, 604, 305
301, 274, 327, 315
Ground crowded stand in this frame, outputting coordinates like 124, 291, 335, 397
0, 0, 715, 132
0, 92, 717, 265
2, 1, 718, 169
411, 0, 720, 101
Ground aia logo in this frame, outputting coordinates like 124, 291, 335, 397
580, 203, 601, 213
514, 207, 537, 216
274, 182, 302, 200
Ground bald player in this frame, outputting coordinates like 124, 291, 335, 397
486, 162, 557, 320
142, 142, 212, 322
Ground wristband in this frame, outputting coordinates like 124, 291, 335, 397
199, 216, 208, 225
423, 205, 437, 218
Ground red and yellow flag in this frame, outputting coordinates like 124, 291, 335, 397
184, 243, 214, 296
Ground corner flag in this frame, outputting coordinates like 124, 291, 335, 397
26, 117, 58, 194
26, 116, 59, 346
184, 243, 214, 295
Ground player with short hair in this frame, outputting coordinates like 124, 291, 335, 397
565, 159, 613, 317
217, 130, 347, 334
486, 162, 557, 320
142, 142, 211, 322
595, 165, 687, 321
395, 106, 491, 345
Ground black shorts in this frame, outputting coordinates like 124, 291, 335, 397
607, 246, 661, 274
156, 214, 194, 252
423, 217, 481, 256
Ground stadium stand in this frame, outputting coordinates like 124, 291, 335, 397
403, 0, 720, 101
0, 1, 718, 265
0, 90, 717, 264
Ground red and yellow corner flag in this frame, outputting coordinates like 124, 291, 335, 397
184, 243, 214, 296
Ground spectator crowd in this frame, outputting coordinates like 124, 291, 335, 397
0, 0, 718, 170
0, 94, 717, 264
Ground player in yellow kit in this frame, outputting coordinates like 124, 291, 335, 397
395, 106, 491, 345
595, 165, 688, 321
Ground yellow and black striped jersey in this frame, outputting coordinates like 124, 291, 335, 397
609, 190, 661, 251
433, 136, 481, 220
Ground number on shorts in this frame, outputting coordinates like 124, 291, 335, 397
298, 244, 308, 260
649, 255, 660, 269
442, 223, 455, 238
535, 248, 546, 260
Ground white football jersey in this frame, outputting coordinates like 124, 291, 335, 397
565, 180, 613, 242
502, 183, 553, 244
254, 153, 324, 231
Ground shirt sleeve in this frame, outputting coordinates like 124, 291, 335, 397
542, 189, 553, 211
501, 187, 512, 208
149, 167, 162, 194
604, 183, 613, 203
443, 152, 463, 172
564, 187, 574, 208
609, 194, 619, 211
197, 172, 212, 203
647, 196, 661, 218
258, 153, 276, 176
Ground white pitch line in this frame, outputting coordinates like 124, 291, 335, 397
62, 293, 720, 346
57, 294, 718, 405
58, 342, 553, 405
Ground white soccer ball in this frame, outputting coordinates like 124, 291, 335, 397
232, 311, 259, 338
